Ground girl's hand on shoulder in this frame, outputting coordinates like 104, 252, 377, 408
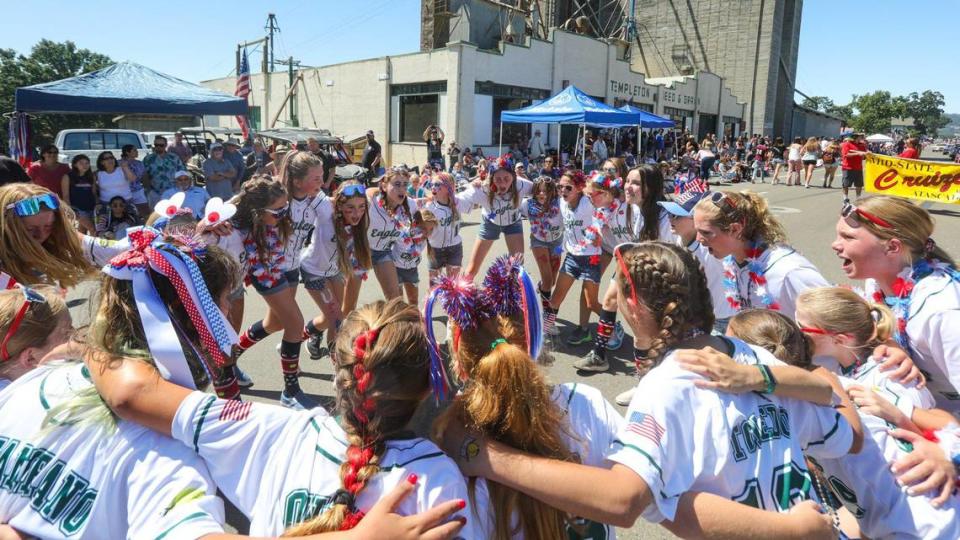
675, 347, 761, 394
875, 344, 925, 388
847, 384, 904, 426
889, 428, 956, 507
195, 219, 234, 238
345, 476, 467, 540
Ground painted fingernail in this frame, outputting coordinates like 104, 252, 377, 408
407, 473, 418, 485
457, 499, 467, 509
457, 516, 468, 525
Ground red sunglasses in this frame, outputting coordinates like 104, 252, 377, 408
799, 326, 837, 336
1, 286, 46, 362
614, 244, 640, 308
841, 203, 894, 230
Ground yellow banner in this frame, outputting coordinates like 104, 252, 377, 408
864, 153, 960, 204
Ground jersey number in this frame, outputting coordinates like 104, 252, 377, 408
732, 461, 814, 511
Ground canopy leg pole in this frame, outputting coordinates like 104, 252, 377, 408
498, 122, 503, 157
581, 124, 586, 168
637, 124, 641, 160
556, 123, 561, 165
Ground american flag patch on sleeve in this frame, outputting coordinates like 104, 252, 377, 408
626, 412, 665, 447
219, 400, 252, 422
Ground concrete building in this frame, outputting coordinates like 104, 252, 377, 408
201, 28, 744, 166
423, 0, 803, 138
790, 104, 843, 140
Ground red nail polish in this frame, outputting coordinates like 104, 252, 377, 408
407, 473, 418, 485
457, 499, 466, 510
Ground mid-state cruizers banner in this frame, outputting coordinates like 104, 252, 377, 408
865, 153, 960, 204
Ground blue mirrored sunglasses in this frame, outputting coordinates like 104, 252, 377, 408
5, 194, 60, 217
340, 184, 366, 197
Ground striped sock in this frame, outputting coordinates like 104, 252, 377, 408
544, 306, 558, 332
214, 367, 241, 401
302, 319, 323, 341
237, 320, 270, 354
593, 309, 616, 359
279, 340, 302, 394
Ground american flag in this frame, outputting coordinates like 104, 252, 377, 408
219, 400, 252, 422
626, 411, 665, 447
235, 48, 251, 140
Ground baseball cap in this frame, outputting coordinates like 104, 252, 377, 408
210, 142, 224, 151
223, 138, 241, 147
367, 130, 375, 135
174, 170, 190, 179
657, 189, 710, 217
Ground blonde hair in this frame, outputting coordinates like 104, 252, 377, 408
332, 181, 372, 276
796, 287, 894, 350
279, 150, 323, 197
727, 309, 813, 369
438, 313, 575, 540
0, 184, 93, 288
433, 172, 460, 224
0, 286, 69, 378
285, 299, 430, 535
854, 195, 954, 266
693, 191, 788, 245
804, 137, 819, 153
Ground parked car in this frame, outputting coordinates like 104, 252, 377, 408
55, 129, 151, 169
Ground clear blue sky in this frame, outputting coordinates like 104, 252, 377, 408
2, 0, 956, 112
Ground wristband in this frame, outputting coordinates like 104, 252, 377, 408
757, 364, 777, 394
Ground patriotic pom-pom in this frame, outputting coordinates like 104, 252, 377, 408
433, 274, 489, 330
482, 255, 522, 316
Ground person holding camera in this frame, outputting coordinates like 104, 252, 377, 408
423, 124, 445, 169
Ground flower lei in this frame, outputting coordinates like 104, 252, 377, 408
377, 192, 412, 233
528, 198, 560, 241
722, 241, 781, 311
243, 226, 285, 288
343, 225, 367, 281
578, 202, 619, 265
398, 225, 428, 261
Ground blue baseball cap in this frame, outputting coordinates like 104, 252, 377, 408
657, 189, 710, 217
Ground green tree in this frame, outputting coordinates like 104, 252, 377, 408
905, 90, 949, 138
0, 40, 114, 149
848, 91, 906, 134
801, 96, 834, 112
825, 103, 855, 125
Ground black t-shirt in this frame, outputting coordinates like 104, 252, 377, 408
361, 140, 382, 169
773, 145, 786, 159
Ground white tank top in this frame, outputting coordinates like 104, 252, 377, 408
97, 168, 132, 202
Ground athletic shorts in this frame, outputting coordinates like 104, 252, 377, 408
428, 243, 463, 271
530, 236, 562, 253
802, 159, 817, 167
842, 169, 864, 188
371, 248, 394, 265
561, 254, 601, 283
301, 267, 342, 292
478, 219, 523, 241
396, 265, 419, 285
251, 268, 300, 296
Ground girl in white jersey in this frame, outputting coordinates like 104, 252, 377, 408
89, 298, 477, 538
207, 177, 313, 409
300, 181, 373, 361
278, 151, 326, 280
724, 308, 960, 539
461, 155, 533, 278
0, 286, 72, 392
438, 242, 859, 539
520, 176, 563, 315
831, 195, 960, 416
365, 168, 419, 300
427, 255, 623, 539
421, 173, 473, 282
692, 190, 830, 318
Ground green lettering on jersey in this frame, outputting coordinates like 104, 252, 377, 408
0, 436, 18, 487
729, 405, 792, 462
2, 443, 35, 491
732, 477, 765, 509
827, 475, 865, 519
284, 489, 330, 528
15, 448, 53, 496
60, 489, 97, 536
771, 461, 813, 511
31, 460, 65, 511
39, 471, 89, 522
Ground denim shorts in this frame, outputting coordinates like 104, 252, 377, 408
530, 236, 562, 253
479, 219, 523, 241
252, 268, 300, 296
396, 266, 419, 285
301, 267, 343, 292
429, 243, 463, 270
371, 248, 394, 265
561, 254, 601, 283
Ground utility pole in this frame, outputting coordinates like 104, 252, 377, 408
276, 56, 302, 127
265, 13, 280, 72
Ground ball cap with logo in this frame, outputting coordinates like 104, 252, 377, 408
657, 189, 710, 218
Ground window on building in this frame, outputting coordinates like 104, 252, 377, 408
399, 94, 439, 143
492, 97, 531, 147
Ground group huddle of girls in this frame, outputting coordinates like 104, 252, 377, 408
0, 145, 960, 539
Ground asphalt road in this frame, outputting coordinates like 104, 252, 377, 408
66, 149, 959, 539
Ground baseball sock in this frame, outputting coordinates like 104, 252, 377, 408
539, 285, 551, 312
544, 306, 558, 332
237, 320, 270, 354
214, 366, 241, 401
280, 340, 302, 395
302, 319, 323, 341
593, 309, 616, 360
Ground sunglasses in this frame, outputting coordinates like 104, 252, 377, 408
6, 193, 60, 217
559, 185, 574, 192
799, 326, 838, 336
603, 167, 619, 175
391, 181, 410, 190
840, 203, 893, 229
1, 286, 46, 362
428, 181, 446, 192
340, 184, 366, 197
613, 243, 640, 308
708, 191, 738, 215
263, 206, 290, 218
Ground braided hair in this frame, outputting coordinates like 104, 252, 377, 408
284, 298, 430, 535
615, 242, 714, 361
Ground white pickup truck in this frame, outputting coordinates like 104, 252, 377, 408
54, 129, 152, 169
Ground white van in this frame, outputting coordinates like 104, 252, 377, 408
54, 129, 152, 169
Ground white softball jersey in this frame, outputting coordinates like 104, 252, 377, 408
728, 245, 830, 318
560, 196, 601, 257
460, 178, 533, 227
422, 196, 474, 249
366, 195, 418, 252
80, 234, 128, 267
298, 197, 340, 278
0, 363, 225, 540
865, 268, 960, 414
520, 198, 563, 244
607, 337, 854, 523
170, 391, 480, 537
682, 240, 738, 321
280, 194, 326, 271
473, 382, 624, 539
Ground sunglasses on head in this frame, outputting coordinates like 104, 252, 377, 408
1, 286, 46, 362
6, 193, 60, 217
840, 202, 893, 229
613, 243, 640, 308
264, 206, 290, 218
340, 184, 366, 198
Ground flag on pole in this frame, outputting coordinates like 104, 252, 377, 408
235, 49, 251, 140
8, 112, 31, 168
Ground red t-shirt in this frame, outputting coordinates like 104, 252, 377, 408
899, 147, 919, 159
26, 162, 69, 197
840, 141, 866, 170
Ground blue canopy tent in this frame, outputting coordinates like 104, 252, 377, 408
15, 62, 246, 116
618, 104, 675, 158
499, 85, 643, 163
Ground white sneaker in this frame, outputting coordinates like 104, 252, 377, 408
615, 387, 636, 406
